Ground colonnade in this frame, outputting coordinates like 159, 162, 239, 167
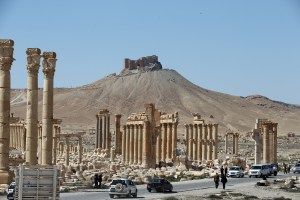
224, 132, 239, 155
122, 123, 148, 166
185, 123, 218, 161
252, 119, 278, 164
57, 132, 84, 166
9, 123, 26, 151
95, 109, 111, 150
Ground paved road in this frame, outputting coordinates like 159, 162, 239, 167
0, 173, 291, 200
60, 173, 290, 200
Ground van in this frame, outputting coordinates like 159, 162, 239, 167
248, 164, 270, 178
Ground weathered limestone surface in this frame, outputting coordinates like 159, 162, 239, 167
25, 48, 41, 165
0, 39, 14, 184
41, 51, 56, 165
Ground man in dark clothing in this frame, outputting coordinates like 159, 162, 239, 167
94, 174, 99, 188
220, 174, 227, 189
283, 163, 287, 174
213, 173, 220, 189
98, 174, 102, 188
224, 166, 228, 176
220, 166, 224, 176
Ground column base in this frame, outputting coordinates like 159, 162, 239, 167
0, 170, 14, 184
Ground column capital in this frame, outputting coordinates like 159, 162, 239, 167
0, 39, 15, 71
42, 51, 56, 78
26, 48, 41, 75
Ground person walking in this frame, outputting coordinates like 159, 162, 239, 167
220, 174, 228, 190
214, 173, 220, 189
94, 173, 99, 188
98, 174, 102, 188
220, 165, 224, 176
283, 163, 287, 174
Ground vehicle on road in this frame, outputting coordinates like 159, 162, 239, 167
227, 166, 244, 178
291, 163, 300, 173
6, 181, 16, 200
249, 164, 270, 178
147, 178, 173, 192
108, 178, 137, 198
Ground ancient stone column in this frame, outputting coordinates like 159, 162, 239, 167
125, 125, 130, 164
185, 124, 189, 159
142, 121, 150, 167
106, 114, 110, 150
138, 124, 143, 165
197, 124, 202, 161
78, 136, 82, 163
129, 125, 134, 164
208, 124, 213, 160
224, 134, 228, 154
193, 124, 198, 161
212, 124, 218, 160
188, 124, 193, 160
262, 124, 269, 163
0, 39, 14, 184
232, 134, 236, 154
115, 114, 122, 154
134, 125, 138, 165
166, 123, 172, 160
202, 124, 207, 160
95, 114, 99, 148
65, 136, 70, 166
41, 52, 56, 165
161, 123, 167, 162
103, 115, 107, 149
156, 125, 162, 164
234, 133, 239, 155
122, 125, 126, 163
269, 130, 274, 163
99, 115, 103, 149
171, 122, 177, 160
273, 123, 278, 163
252, 130, 260, 164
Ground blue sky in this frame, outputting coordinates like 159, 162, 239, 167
1, 0, 300, 104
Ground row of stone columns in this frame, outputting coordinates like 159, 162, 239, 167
185, 123, 218, 161
122, 123, 146, 166
224, 132, 239, 155
95, 109, 111, 150
9, 123, 26, 151
156, 122, 178, 163
252, 119, 278, 164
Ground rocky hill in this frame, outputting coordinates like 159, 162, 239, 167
10, 57, 300, 136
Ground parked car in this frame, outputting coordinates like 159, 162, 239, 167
227, 166, 244, 178
249, 164, 270, 178
147, 178, 173, 192
291, 163, 300, 173
6, 181, 16, 200
108, 178, 137, 198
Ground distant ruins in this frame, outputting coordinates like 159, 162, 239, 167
225, 132, 239, 155
185, 113, 219, 162
252, 119, 278, 164
120, 55, 162, 75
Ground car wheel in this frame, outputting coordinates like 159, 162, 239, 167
249, 175, 251, 178
133, 190, 137, 198
274, 171, 277, 176
147, 189, 151, 192
169, 186, 173, 192
109, 194, 114, 199
162, 187, 165, 193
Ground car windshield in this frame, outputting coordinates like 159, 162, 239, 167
295, 164, 300, 167
251, 166, 261, 169
229, 167, 240, 170
152, 179, 163, 183
111, 180, 126, 185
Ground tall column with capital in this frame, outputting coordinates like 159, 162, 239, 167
115, 114, 122, 154
212, 124, 218, 160
273, 123, 278, 163
41, 52, 56, 165
171, 122, 177, 160
122, 125, 126, 163
0, 39, 14, 184
193, 124, 198, 161
262, 124, 269, 163
197, 124, 202, 161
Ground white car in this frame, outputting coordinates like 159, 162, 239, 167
108, 178, 137, 198
249, 164, 270, 178
227, 166, 244, 178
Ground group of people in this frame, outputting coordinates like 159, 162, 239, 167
213, 165, 228, 189
94, 173, 103, 188
283, 162, 291, 174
